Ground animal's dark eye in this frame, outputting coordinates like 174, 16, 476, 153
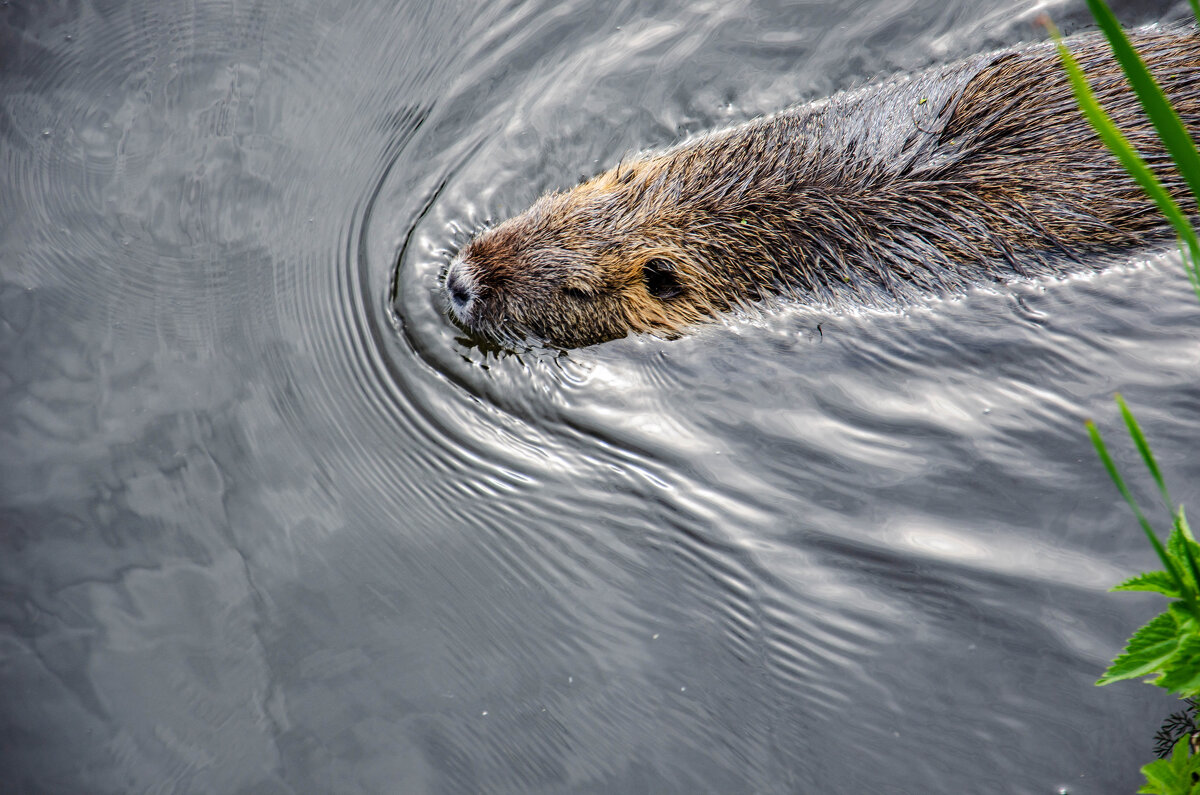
643, 258, 683, 299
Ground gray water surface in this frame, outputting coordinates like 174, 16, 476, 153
3, 0, 1200, 792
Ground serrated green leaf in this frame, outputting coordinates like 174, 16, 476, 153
1158, 635, 1200, 697
1099, 611, 1181, 685
1138, 735, 1200, 795
1169, 601, 1200, 632
1114, 571, 1184, 597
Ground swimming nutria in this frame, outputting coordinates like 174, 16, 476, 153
444, 28, 1200, 348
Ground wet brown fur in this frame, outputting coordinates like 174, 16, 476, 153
445, 28, 1200, 348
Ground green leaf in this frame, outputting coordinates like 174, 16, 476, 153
1170, 523, 1200, 595
1181, 531, 1200, 605
1170, 601, 1200, 631
1086, 419, 1184, 591
1099, 611, 1181, 685
1049, 14, 1200, 303
1158, 636, 1200, 697
1117, 394, 1172, 509
1113, 571, 1183, 597
1085, 0, 1200, 210
1139, 735, 1200, 795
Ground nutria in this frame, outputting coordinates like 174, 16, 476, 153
444, 27, 1200, 348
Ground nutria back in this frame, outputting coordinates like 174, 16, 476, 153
444, 28, 1200, 348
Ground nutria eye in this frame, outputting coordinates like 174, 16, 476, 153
643, 258, 683, 299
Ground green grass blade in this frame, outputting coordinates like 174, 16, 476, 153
1168, 521, 1200, 602
1176, 508, 1200, 603
1084, 0, 1200, 300
1113, 395, 1200, 596
1115, 394, 1171, 508
1086, 420, 1183, 590
1085, 0, 1200, 209
1049, 18, 1200, 303
1180, 544, 1200, 606
1178, 239, 1200, 304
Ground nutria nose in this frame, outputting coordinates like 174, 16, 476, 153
445, 260, 476, 319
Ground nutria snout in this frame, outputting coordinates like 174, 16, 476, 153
445, 260, 475, 319
445, 27, 1200, 349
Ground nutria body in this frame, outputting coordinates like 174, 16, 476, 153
445, 28, 1200, 348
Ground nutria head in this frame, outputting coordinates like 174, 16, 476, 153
445, 153, 751, 349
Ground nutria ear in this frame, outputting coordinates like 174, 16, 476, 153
560, 275, 599, 299
643, 258, 684, 299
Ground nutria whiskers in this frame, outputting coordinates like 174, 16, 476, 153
444, 27, 1200, 348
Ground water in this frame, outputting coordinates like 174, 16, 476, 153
3, 0, 1200, 792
